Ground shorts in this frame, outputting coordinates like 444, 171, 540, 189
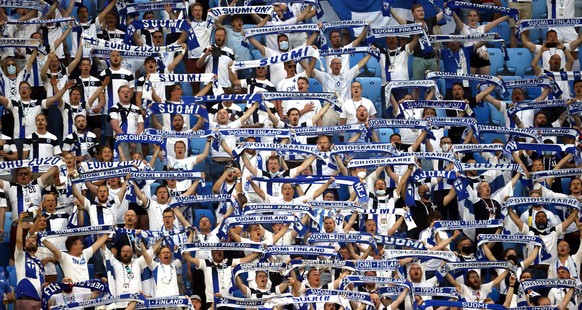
470, 51, 491, 68
508, 2, 532, 27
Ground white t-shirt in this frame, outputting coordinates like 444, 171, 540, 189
149, 261, 180, 297
59, 248, 94, 283
313, 65, 360, 103
340, 97, 377, 124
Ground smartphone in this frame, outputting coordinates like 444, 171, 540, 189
22, 212, 34, 222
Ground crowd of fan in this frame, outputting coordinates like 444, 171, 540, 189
0, 0, 582, 309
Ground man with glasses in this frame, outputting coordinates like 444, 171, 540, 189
0, 80, 73, 158
0, 165, 60, 265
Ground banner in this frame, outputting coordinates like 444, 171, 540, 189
330, 143, 397, 156
232, 142, 323, 159
265, 245, 336, 258
180, 242, 267, 253
0, 38, 47, 55
306, 289, 374, 307
291, 124, 367, 137
530, 168, 582, 182
0, 0, 45, 10
374, 234, 426, 250
42, 225, 114, 238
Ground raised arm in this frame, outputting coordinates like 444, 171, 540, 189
520, 31, 536, 53
168, 44, 188, 73
40, 233, 63, 261
561, 209, 579, 232
96, 0, 117, 25
46, 80, 76, 106
531, 44, 544, 76
312, 102, 331, 125
238, 101, 260, 124
389, 7, 406, 25
482, 15, 510, 33
194, 137, 212, 164
131, 181, 149, 206
507, 205, 525, 231
248, 177, 266, 200
91, 234, 110, 254
67, 40, 84, 74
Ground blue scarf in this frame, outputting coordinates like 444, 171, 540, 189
125, 20, 199, 50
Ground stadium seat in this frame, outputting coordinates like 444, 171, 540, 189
150, 182, 161, 193
197, 181, 213, 196
365, 56, 382, 78
374, 101, 382, 118
486, 48, 505, 75
8, 268, 16, 288
195, 209, 217, 228
484, 22, 510, 48
506, 48, 533, 77
190, 137, 208, 155
355, 77, 382, 103
377, 128, 395, 143
532, 0, 548, 19
523, 75, 542, 99
308, 78, 323, 93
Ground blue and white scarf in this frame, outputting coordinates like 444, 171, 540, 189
232, 46, 320, 71
0, 0, 45, 10
125, 20, 199, 50
331, 142, 397, 156
530, 168, 582, 182
306, 289, 374, 307
426, 71, 509, 97
385, 80, 444, 101
445, 0, 519, 19
347, 156, 418, 168
82, 35, 182, 53
478, 125, 543, 143
516, 18, 582, 35
433, 219, 503, 231
476, 233, 552, 262
0, 38, 47, 55
207, 6, 274, 29
319, 46, 381, 60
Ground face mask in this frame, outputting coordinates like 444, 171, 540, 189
506, 254, 517, 263
543, 151, 555, 156
7, 65, 16, 75
536, 221, 547, 230
461, 246, 473, 254
279, 41, 289, 50
357, 171, 367, 179
441, 143, 451, 152
269, 171, 280, 178
375, 189, 386, 196
422, 191, 431, 199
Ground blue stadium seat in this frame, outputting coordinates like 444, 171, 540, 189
355, 77, 382, 103
532, 0, 548, 19
308, 78, 323, 93
197, 181, 213, 196
485, 22, 510, 48
376, 128, 395, 143
195, 209, 216, 228
190, 137, 208, 155
374, 101, 382, 118
8, 269, 16, 288
486, 48, 505, 75
506, 48, 533, 77
365, 56, 382, 78
523, 75, 542, 99
3, 212, 10, 240
349, 53, 365, 73
150, 182, 161, 193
